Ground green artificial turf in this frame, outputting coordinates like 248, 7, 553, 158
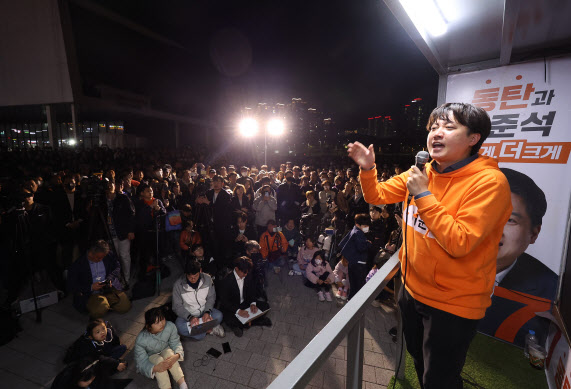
387, 333, 548, 389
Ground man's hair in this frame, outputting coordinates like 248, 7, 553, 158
144, 306, 166, 330
355, 213, 370, 226
284, 170, 293, 176
234, 256, 253, 273
236, 211, 248, 222
245, 240, 260, 252
185, 260, 201, 275
266, 219, 277, 226
212, 175, 224, 183
501, 168, 547, 228
228, 172, 237, 178
88, 240, 110, 255
426, 103, 491, 155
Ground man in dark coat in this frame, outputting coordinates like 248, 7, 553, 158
218, 256, 271, 337
276, 170, 302, 225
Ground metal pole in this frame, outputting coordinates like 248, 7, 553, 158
346, 314, 365, 389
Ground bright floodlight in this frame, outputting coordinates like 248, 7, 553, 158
239, 118, 259, 137
267, 119, 285, 136
69, 139, 77, 146
400, 0, 447, 38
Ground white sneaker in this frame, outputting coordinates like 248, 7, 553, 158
211, 324, 225, 338
324, 292, 332, 302
317, 291, 325, 302
288, 270, 294, 276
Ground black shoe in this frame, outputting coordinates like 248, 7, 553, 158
232, 326, 243, 337
389, 327, 397, 337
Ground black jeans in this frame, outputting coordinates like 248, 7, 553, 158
398, 288, 479, 389
347, 262, 367, 300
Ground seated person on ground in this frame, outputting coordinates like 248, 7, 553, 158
67, 240, 131, 318
305, 250, 335, 302
179, 220, 201, 261
294, 236, 319, 277
134, 307, 188, 389
245, 240, 268, 301
218, 256, 272, 338
187, 243, 215, 276
171, 260, 225, 340
282, 218, 303, 260
51, 355, 128, 389
64, 318, 127, 373
333, 256, 350, 300
230, 212, 258, 258
259, 219, 288, 273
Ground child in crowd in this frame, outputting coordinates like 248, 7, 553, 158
179, 220, 201, 261
294, 236, 319, 276
188, 243, 215, 276
282, 218, 302, 260
305, 251, 335, 302
333, 256, 350, 300
134, 307, 188, 389
64, 319, 127, 373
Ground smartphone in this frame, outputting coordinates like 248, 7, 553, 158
222, 342, 231, 354
206, 348, 222, 358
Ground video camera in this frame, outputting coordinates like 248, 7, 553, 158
81, 175, 109, 207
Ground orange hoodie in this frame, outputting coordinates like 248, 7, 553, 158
360, 155, 512, 319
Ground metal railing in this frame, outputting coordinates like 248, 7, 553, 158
267, 253, 402, 389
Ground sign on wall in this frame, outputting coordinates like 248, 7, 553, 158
446, 56, 571, 349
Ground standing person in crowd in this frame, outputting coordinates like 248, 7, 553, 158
53, 175, 87, 272
218, 256, 271, 337
338, 214, 371, 301
305, 251, 335, 302
134, 184, 166, 275
206, 175, 233, 270
348, 102, 512, 389
230, 212, 258, 258
172, 261, 225, 340
253, 184, 278, 237
318, 181, 336, 214
301, 190, 320, 216
259, 219, 288, 273
347, 183, 368, 227
277, 170, 302, 225
231, 184, 251, 217
226, 171, 238, 192
134, 307, 188, 389
89, 179, 136, 288
67, 240, 131, 318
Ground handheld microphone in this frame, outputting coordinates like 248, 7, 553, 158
408, 151, 430, 202
415, 151, 430, 171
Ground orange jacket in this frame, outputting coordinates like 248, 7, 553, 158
259, 231, 288, 260
179, 230, 202, 251
360, 155, 512, 319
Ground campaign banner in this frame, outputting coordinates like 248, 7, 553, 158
446, 56, 571, 349
546, 323, 571, 389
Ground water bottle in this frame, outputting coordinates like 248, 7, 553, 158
524, 330, 538, 358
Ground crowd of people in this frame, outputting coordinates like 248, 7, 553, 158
0, 146, 405, 388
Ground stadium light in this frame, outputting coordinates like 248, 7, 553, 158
69, 138, 77, 146
238, 118, 259, 137
267, 118, 285, 137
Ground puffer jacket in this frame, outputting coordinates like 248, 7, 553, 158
306, 261, 335, 285
134, 321, 184, 378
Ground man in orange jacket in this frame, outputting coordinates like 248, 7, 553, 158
259, 219, 288, 273
348, 103, 512, 389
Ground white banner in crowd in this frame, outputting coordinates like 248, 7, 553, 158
445, 56, 571, 352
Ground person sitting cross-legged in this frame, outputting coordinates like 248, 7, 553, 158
67, 240, 131, 318
218, 256, 272, 337
172, 260, 225, 340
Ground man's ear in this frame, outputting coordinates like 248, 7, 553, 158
469, 133, 481, 146
530, 224, 541, 244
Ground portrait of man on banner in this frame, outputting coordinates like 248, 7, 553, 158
478, 168, 559, 347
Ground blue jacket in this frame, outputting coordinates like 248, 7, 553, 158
67, 253, 122, 312
338, 226, 370, 265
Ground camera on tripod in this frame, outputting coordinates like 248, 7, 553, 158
81, 174, 109, 207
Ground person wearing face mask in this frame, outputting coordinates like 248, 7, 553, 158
259, 219, 288, 274
276, 170, 302, 225
338, 214, 371, 300
305, 251, 335, 302
253, 185, 278, 237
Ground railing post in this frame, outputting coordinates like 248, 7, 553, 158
346, 314, 365, 389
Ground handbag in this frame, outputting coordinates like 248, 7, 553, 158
165, 210, 182, 231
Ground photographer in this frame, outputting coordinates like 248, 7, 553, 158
67, 240, 131, 318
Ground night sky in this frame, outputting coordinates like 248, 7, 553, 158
75, 0, 439, 128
